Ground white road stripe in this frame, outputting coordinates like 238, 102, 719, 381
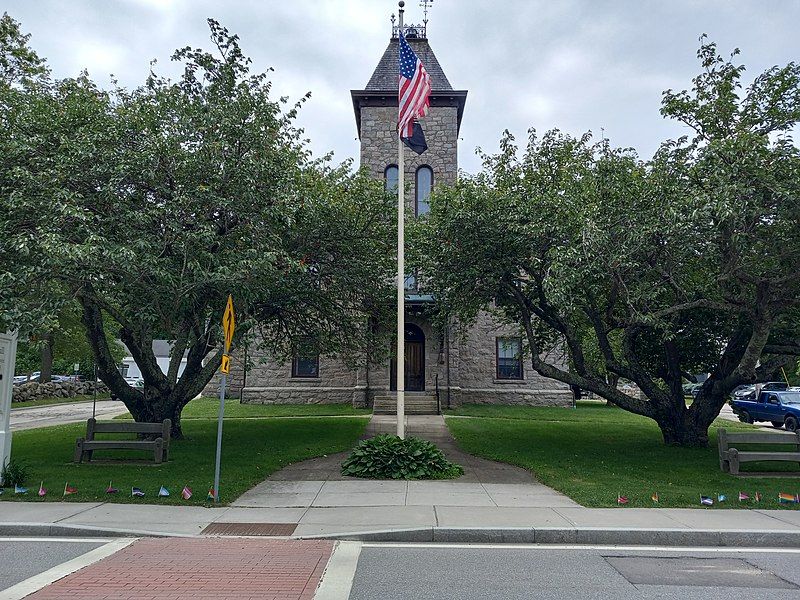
314, 541, 362, 600
0, 537, 136, 600
361, 542, 800, 554
0, 538, 118, 543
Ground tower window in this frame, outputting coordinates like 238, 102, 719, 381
415, 166, 433, 216
385, 165, 399, 193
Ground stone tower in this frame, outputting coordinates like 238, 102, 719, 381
350, 22, 467, 208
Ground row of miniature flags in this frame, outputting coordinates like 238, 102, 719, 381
2, 482, 217, 501
617, 492, 799, 505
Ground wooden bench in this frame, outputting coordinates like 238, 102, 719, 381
74, 418, 171, 464
718, 428, 800, 475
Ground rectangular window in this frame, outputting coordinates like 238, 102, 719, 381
496, 337, 523, 380
292, 342, 319, 378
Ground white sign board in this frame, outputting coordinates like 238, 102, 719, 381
0, 331, 18, 478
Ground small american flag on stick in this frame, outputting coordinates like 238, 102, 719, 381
398, 31, 432, 139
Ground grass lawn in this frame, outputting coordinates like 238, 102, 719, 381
114, 398, 372, 420
1, 416, 368, 505
11, 394, 112, 410
446, 403, 800, 509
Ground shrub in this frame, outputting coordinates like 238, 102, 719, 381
1, 458, 29, 487
341, 434, 463, 480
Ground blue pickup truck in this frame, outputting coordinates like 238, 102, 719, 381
731, 390, 800, 432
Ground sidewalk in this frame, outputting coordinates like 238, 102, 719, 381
3, 414, 800, 546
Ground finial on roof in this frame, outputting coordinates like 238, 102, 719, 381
391, 0, 427, 39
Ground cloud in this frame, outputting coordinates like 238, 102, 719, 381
6, 0, 800, 173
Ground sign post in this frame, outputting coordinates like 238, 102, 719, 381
213, 295, 235, 503
0, 332, 18, 481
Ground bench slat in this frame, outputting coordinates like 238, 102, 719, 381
732, 451, 800, 463
721, 432, 799, 445
81, 440, 161, 450
91, 422, 165, 434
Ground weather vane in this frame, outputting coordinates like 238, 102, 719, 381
420, 0, 433, 29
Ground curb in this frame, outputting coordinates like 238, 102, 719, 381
0, 522, 191, 538
295, 526, 800, 548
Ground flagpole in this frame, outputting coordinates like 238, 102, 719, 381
396, 2, 406, 439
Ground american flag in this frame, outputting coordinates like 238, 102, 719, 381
398, 31, 432, 138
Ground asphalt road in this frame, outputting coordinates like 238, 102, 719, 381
0, 539, 106, 591
10, 400, 129, 431
348, 544, 800, 600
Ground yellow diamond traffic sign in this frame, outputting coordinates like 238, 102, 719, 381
222, 295, 235, 353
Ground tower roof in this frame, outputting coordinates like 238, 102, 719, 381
350, 31, 468, 138
365, 38, 453, 92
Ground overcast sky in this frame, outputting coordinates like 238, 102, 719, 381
7, 0, 800, 173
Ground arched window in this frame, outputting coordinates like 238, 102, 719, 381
415, 166, 433, 216
384, 165, 398, 193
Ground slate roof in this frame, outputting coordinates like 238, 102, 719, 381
365, 38, 453, 92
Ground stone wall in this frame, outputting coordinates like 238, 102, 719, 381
12, 380, 109, 403
449, 310, 572, 408
359, 105, 458, 206
242, 351, 359, 405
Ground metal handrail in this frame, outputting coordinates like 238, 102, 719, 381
435, 374, 440, 414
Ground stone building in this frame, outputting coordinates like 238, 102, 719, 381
235, 20, 572, 411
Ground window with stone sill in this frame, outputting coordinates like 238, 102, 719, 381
291, 341, 319, 378
496, 337, 523, 380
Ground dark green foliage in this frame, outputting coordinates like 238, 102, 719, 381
1, 458, 29, 487
341, 434, 463, 480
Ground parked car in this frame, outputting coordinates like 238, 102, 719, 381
110, 378, 144, 401
730, 389, 800, 431
13, 372, 41, 385
683, 383, 703, 399
731, 382, 788, 401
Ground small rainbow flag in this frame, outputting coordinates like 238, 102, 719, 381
158, 486, 170, 497
181, 486, 193, 500
131, 487, 145, 497
14, 484, 28, 495
717, 494, 727, 503
207, 488, 216, 502
651, 492, 659, 503
38, 482, 46, 497
700, 496, 713, 506
106, 482, 118, 494
755, 492, 762, 502
63, 483, 78, 496
779, 492, 799, 503
617, 494, 628, 505
738, 492, 749, 501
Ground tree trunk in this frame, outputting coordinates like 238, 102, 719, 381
123, 386, 186, 439
40, 332, 54, 383
657, 413, 710, 447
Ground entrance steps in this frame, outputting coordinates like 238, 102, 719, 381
373, 393, 439, 415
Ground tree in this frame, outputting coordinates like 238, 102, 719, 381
415, 40, 800, 447
1, 19, 395, 436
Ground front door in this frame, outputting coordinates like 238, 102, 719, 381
390, 324, 425, 392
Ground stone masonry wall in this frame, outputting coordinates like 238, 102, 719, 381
451, 310, 572, 408
242, 350, 358, 405
360, 106, 458, 207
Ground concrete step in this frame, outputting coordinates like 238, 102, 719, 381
373, 394, 439, 415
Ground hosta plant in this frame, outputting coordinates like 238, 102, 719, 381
341, 434, 464, 480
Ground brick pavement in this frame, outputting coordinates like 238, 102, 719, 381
26, 538, 335, 600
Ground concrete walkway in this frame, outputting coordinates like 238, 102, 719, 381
10, 400, 129, 431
